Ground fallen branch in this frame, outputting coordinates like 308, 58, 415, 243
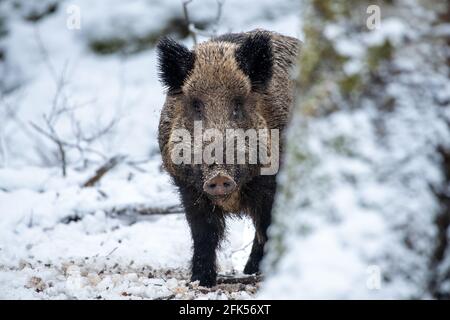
153, 293, 176, 300
217, 274, 262, 285
82, 155, 126, 187
110, 204, 184, 217
60, 204, 184, 224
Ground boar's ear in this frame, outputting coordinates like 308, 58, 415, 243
157, 37, 195, 93
235, 32, 273, 91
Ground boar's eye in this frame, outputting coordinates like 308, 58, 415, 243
231, 99, 244, 120
191, 99, 203, 117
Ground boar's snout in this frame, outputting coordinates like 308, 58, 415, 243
203, 174, 236, 196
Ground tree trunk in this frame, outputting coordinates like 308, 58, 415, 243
262, 0, 450, 299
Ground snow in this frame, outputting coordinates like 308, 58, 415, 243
0, 163, 258, 299
0, 0, 301, 299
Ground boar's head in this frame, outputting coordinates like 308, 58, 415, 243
157, 32, 275, 203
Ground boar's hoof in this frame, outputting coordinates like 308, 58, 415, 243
191, 272, 217, 288
243, 260, 260, 275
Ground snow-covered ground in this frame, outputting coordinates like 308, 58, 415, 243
0, 163, 257, 299
0, 0, 301, 299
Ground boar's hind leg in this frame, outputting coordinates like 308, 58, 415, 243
243, 212, 271, 275
180, 186, 225, 287
243, 176, 276, 275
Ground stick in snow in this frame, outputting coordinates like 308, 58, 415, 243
82, 155, 126, 187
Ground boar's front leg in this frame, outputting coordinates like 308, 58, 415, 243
180, 185, 225, 287
243, 176, 276, 275
187, 204, 225, 287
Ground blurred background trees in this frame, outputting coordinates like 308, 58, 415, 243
262, 0, 450, 299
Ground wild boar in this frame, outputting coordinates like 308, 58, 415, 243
157, 30, 299, 287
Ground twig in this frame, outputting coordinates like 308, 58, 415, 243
82, 155, 126, 187
182, 0, 226, 45
0, 94, 54, 166
182, 0, 197, 45
231, 240, 253, 254
30, 120, 107, 158
106, 247, 118, 257
30, 120, 68, 176
33, 25, 58, 83
212, 0, 225, 35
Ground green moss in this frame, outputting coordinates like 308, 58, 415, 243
367, 40, 394, 71
339, 73, 362, 95
298, 97, 319, 117
292, 146, 310, 164
266, 233, 286, 269
312, 0, 353, 21
326, 135, 355, 156
88, 17, 209, 55
299, 0, 368, 96
299, 23, 348, 90
312, 0, 336, 20
298, 24, 321, 88
89, 38, 127, 55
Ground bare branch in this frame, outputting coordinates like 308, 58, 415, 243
183, 0, 226, 44
0, 91, 52, 165
182, 0, 197, 45
29, 25, 117, 175
78, 117, 118, 144
33, 25, 58, 83
82, 155, 126, 187
30, 120, 67, 176
32, 114, 105, 169
212, 0, 225, 35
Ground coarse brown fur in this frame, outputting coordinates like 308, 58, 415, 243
157, 29, 300, 287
